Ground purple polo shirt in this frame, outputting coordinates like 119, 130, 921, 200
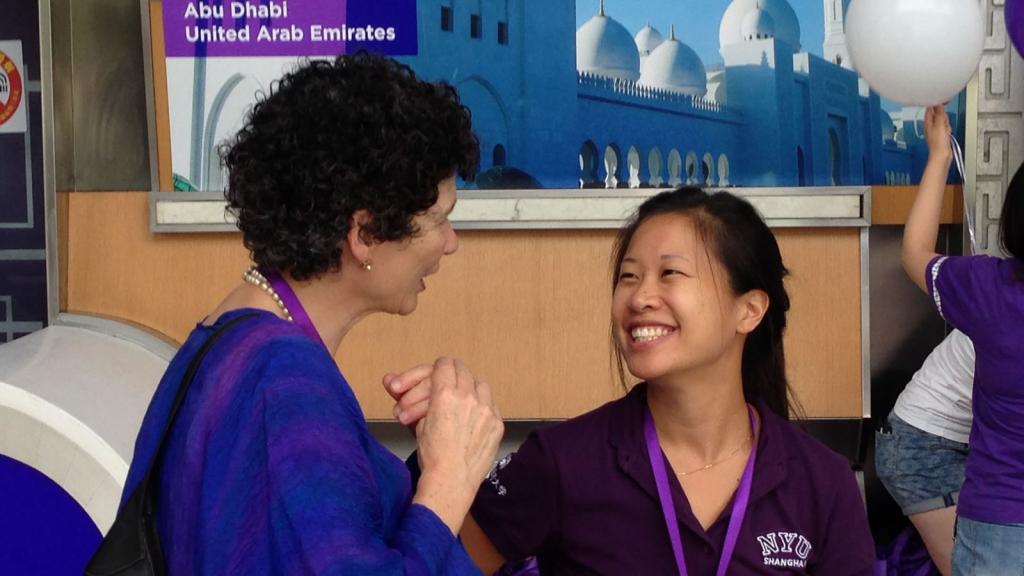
471, 384, 874, 575
927, 255, 1024, 524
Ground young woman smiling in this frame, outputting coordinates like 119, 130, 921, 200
390, 187, 876, 575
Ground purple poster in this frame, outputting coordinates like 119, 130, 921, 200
163, 0, 417, 58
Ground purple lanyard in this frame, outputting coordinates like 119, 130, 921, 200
643, 403, 758, 576
260, 267, 326, 350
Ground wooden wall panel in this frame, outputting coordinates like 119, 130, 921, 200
872, 185, 963, 225
776, 228, 862, 418
65, 193, 250, 337
65, 193, 863, 419
341, 229, 620, 421
148, 0, 172, 191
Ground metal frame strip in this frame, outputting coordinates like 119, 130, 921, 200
149, 186, 872, 232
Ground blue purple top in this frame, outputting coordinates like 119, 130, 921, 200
927, 254, 1024, 524
121, 308, 480, 575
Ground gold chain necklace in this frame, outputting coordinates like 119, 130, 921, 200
242, 266, 294, 322
675, 433, 752, 477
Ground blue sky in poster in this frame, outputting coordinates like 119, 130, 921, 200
575, 0, 827, 68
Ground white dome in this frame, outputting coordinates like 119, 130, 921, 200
720, 0, 800, 51
635, 24, 664, 58
577, 7, 641, 82
741, 7, 776, 40
639, 28, 707, 97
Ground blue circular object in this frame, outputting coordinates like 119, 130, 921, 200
0, 452, 102, 574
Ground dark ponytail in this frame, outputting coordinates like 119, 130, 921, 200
1001, 161, 1024, 275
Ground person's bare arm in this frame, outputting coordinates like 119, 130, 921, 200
461, 513, 508, 576
902, 105, 954, 293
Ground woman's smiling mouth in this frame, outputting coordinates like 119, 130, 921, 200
629, 325, 677, 344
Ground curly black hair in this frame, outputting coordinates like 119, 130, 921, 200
222, 52, 479, 280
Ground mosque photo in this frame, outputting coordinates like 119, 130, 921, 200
167, 0, 949, 191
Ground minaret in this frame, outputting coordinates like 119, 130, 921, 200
822, 0, 852, 70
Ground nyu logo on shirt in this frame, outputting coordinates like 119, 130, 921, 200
757, 531, 813, 569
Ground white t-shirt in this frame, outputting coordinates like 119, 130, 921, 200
893, 329, 975, 444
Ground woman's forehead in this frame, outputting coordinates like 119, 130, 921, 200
630, 214, 704, 251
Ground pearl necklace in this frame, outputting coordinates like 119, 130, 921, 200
242, 266, 294, 322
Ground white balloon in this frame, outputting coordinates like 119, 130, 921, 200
846, 0, 984, 106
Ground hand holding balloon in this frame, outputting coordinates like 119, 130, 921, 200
923, 105, 954, 165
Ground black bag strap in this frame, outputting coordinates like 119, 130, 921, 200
85, 312, 259, 575
139, 313, 258, 513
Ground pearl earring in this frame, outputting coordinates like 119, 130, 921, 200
361, 260, 373, 272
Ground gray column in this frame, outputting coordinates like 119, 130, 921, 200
968, 0, 1024, 256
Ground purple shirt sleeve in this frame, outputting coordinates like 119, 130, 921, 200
471, 431, 561, 561
810, 467, 875, 575
926, 254, 1002, 338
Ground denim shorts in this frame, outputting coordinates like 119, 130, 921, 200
875, 413, 968, 515
952, 516, 1024, 575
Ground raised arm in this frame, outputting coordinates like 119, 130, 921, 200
385, 362, 527, 575
413, 357, 504, 534
902, 105, 954, 293
260, 354, 502, 574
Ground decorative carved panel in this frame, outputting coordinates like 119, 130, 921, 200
971, 0, 1024, 255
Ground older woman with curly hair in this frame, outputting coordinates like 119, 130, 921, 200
116, 53, 502, 575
